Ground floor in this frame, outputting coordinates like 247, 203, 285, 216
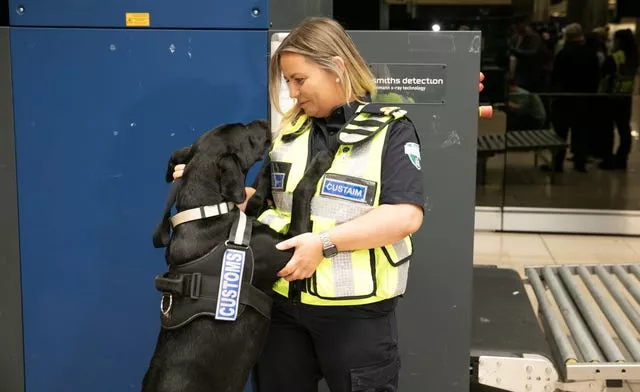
473, 231, 640, 391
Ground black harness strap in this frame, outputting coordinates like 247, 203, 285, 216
154, 211, 274, 329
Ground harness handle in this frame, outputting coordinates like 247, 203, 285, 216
227, 210, 253, 247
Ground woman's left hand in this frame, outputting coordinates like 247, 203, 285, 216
276, 233, 324, 282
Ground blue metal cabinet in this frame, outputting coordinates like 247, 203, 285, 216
8, 0, 269, 28
11, 27, 267, 391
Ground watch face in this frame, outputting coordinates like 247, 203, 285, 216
323, 246, 338, 258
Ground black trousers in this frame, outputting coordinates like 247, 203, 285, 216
254, 294, 400, 392
602, 96, 633, 166
550, 98, 590, 170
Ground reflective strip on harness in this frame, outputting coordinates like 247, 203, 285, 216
170, 202, 236, 227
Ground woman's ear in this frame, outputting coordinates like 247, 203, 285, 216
332, 56, 346, 78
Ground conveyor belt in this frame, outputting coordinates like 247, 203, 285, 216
471, 267, 553, 359
526, 264, 640, 384
471, 264, 640, 392
471, 266, 560, 392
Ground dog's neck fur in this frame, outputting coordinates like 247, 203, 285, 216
168, 169, 237, 261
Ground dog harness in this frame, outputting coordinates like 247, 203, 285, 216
152, 180, 273, 330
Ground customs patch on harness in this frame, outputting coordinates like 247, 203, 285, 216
215, 248, 246, 321
320, 174, 377, 205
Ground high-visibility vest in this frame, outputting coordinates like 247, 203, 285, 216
602, 50, 636, 94
612, 50, 636, 94
257, 103, 416, 306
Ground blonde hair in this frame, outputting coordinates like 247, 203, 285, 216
268, 17, 377, 131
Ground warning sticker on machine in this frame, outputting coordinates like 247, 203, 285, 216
126, 12, 150, 27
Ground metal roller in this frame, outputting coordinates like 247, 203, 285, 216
526, 268, 578, 364
595, 266, 640, 332
542, 266, 604, 363
577, 267, 640, 362
612, 265, 640, 304
558, 267, 626, 363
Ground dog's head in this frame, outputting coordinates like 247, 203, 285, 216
166, 119, 271, 207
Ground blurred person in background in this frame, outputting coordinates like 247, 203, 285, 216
599, 28, 638, 171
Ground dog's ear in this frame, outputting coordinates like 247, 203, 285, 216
165, 146, 193, 183
248, 118, 270, 131
218, 155, 246, 205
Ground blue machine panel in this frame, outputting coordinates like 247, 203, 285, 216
8, 0, 268, 29
11, 27, 267, 391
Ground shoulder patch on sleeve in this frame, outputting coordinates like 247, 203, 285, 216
404, 142, 421, 170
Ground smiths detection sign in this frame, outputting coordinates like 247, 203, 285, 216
369, 63, 447, 104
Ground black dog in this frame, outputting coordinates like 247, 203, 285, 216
141, 119, 332, 392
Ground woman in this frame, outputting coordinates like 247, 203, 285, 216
253, 17, 425, 392
599, 28, 638, 171
175, 17, 424, 391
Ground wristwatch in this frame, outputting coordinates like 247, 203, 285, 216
318, 231, 338, 258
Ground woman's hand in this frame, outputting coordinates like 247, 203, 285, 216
276, 233, 324, 282
171, 163, 254, 212
173, 164, 186, 180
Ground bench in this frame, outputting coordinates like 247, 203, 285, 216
476, 129, 568, 185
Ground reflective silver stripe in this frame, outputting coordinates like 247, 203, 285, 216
348, 139, 375, 178
345, 124, 379, 132
393, 261, 411, 297
258, 210, 288, 230
339, 133, 367, 144
355, 114, 388, 123
391, 239, 410, 261
272, 192, 293, 213
270, 138, 296, 161
310, 138, 376, 222
331, 252, 356, 297
310, 196, 373, 223
234, 211, 247, 245
258, 212, 278, 226
392, 110, 407, 119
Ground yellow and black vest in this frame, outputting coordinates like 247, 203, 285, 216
601, 50, 636, 94
257, 103, 415, 306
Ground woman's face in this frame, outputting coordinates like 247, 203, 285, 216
279, 52, 346, 118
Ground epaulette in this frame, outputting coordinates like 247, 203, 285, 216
281, 114, 311, 141
337, 103, 407, 145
